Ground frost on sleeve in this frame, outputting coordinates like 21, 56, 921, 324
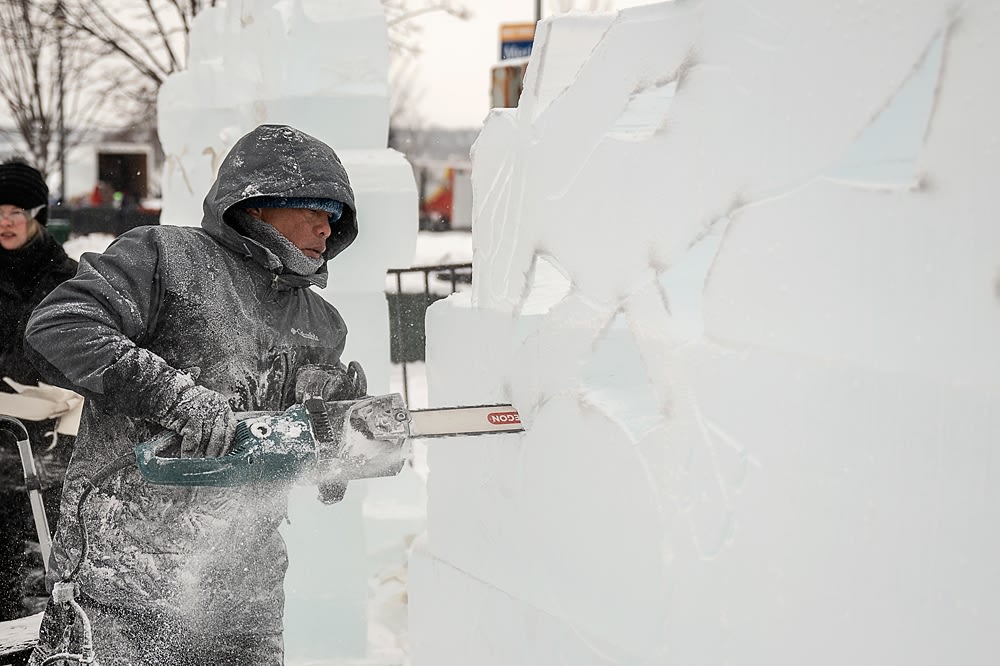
24, 228, 188, 418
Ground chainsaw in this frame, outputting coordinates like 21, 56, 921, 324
134, 393, 523, 502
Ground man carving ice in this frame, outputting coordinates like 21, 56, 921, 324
24, 124, 365, 665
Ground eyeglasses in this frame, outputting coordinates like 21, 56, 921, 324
0, 204, 45, 224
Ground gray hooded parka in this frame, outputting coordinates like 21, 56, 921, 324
24, 125, 357, 646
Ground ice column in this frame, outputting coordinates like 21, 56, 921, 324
156, 0, 417, 661
410, 1, 1000, 664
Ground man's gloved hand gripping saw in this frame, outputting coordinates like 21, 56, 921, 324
295, 360, 367, 403
146, 361, 367, 459
136, 360, 523, 503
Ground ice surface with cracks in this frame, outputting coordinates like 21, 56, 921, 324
155, 0, 418, 662
411, 0, 1000, 664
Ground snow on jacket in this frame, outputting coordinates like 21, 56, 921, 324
0, 227, 77, 487
24, 125, 358, 637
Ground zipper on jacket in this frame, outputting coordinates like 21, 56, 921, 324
278, 350, 292, 406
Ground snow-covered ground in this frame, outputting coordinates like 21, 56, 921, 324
61, 233, 116, 260
402, 230, 472, 267
385, 230, 473, 297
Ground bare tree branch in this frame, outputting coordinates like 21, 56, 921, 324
382, 0, 472, 55
384, 0, 471, 134
143, 0, 182, 72
1, 0, 470, 177
51, 0, 217, 93
0, 0, 112, 177
64, 2, 171, 84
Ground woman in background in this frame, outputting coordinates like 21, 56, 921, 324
0, 158, 78, 620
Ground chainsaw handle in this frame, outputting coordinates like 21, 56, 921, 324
346, 360, 367, 396
134, 411, 302, 487
134, 423, 250, 485
134, 411, 269, 461
134, 430, 242, 486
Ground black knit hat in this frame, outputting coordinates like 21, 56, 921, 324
0, 159, 49, 225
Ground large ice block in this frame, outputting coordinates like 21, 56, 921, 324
412, 1, 1000, 664
322, 149, 419, 292
157, 0, 392, 228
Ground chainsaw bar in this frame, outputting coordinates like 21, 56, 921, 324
408, 404, 523, 438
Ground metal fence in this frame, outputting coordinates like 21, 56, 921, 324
385, 263, 472, 404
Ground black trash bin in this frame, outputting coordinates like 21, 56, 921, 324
47, 218, 72, 245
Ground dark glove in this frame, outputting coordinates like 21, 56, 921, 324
294, 361, 367, 403
157, 384, 237, 458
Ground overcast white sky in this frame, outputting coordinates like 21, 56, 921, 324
0, 1, 654, 137
403, 0, 654, 129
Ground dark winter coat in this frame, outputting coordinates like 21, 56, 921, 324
24, 125, 358, 642
0, 227, 77, 487
0, 227, 78, 388
0, 227, 76, 621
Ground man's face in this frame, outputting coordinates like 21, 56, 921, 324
248, 207, 331, 259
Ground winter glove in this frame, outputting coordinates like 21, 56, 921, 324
294, 361, 367, 403
156, 384, 237, 458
